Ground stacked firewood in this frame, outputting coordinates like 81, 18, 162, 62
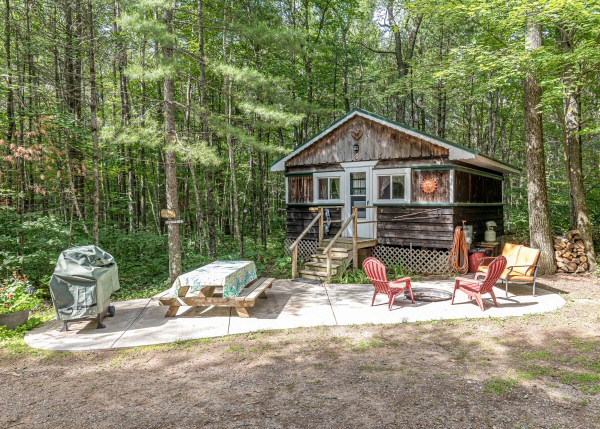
554, 230, 588, 273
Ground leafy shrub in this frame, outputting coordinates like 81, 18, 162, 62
0, 274, 41, 315
333, 261, 415, 284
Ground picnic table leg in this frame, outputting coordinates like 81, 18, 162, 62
235, 307, 250, 318
199, 286, 216, 297
165, 286, 189, 317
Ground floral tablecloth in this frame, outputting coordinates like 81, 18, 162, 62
170, 260, 257, 298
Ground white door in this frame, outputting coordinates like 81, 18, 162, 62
345, 166, 374, 238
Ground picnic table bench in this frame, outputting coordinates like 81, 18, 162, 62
156, 277, 275, 318
153, 260, 274, 318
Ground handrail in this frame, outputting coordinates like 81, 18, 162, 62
289, 212, 322, 251
290, 212, 322, 279
322, 216, 354, 254
291, 205, 378, 280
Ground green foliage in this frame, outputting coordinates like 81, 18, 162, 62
0, 314, 46, 342
334, 262, 416, 284
99, 229, 171, 300
0, 209, 72, 288
0, 307, 54, 354
1, 0, 600, 306
0, 275, 41, 315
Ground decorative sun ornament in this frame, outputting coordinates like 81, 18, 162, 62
421, 177, 437, 194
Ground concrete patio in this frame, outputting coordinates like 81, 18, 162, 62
25, 279, 565, 352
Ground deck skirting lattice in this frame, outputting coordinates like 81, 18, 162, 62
284, 239, 318, 260
373, 245, 452, 274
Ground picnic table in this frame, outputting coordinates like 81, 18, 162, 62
155, 260, 274, 318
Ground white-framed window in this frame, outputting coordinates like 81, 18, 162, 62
372, 168, 410, 203
314, 172, 344, 203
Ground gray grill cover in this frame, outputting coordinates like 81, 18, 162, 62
49, 246, 120, 320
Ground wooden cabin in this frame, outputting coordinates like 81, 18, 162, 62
271, 109, 519, 280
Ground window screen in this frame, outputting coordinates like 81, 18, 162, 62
318, 177, 341, 200
330, 178, 340, 199
376, 174, 406, 201
392, 175, 405, 199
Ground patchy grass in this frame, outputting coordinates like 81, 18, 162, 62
521, 349, 552, 360
517, 365, 555, 380
484, 377, 517, 395
351, 336, 385, 352
560, 373, 600, 394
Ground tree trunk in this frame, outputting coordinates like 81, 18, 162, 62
163, 7, 182, 284
198, 0, 216, 258
88, 0, 100, 245
563, 89, 596, 271
223, 1, 239, 244
4, 0, 15, 203
524, 18, 556, 274
386, 2, 422, 124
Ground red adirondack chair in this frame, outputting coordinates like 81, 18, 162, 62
363, 257, 415, 310
451, 255, 507, 311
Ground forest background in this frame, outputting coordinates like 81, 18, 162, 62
1, 0, 599, 301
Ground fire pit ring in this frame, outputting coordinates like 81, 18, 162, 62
404, 287, 453, 302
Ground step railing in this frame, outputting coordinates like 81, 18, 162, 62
321, 208, 358, 280
291, 205, 379, 281
289, 212, 322, 279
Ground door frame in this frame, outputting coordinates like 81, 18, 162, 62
341, 161, 377, 239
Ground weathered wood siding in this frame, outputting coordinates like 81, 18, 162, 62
453, 205, 504, 243
376, 206, 455, 249
376, 204, 504, 249
454, 171, 502, 203
286, 116, 449, 167
411, 170, 450, 203
286, 206, 342, 240
287, 176, 313, 203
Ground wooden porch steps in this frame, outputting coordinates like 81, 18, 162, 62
298, 237, 378, 281
299, 247, 351, 281
316, 247, 350, 258
290, 206, 379, 282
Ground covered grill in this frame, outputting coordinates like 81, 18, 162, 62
49, 245, 119, 331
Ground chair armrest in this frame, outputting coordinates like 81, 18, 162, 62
505, 264, 539, 277
507, 264, 539, 269
474, 272, 487, 281
390, 277, 411, 284
455, 276, 481, 284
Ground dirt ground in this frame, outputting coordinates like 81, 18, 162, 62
1, 274, 599, 429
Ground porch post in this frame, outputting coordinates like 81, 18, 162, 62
318, 207, 324, 245
292, 245, 298, 279
352, 207, 358, 269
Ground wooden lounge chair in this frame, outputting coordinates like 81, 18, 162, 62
477, 243, 540, 297
155, 277, 275, 318
452, 255, 507, 311
363, 257, 414, 310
